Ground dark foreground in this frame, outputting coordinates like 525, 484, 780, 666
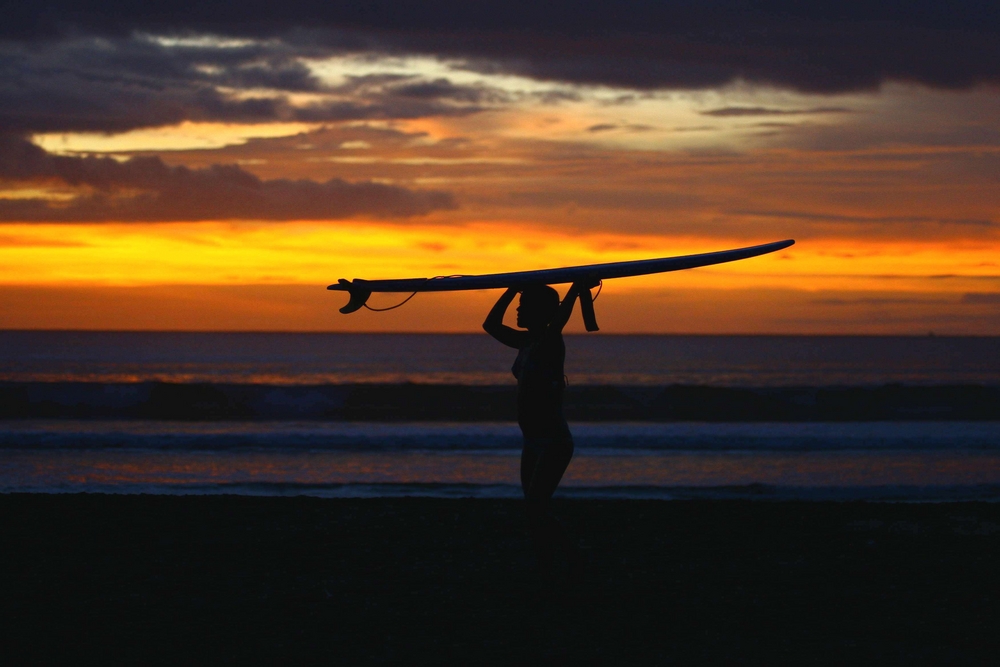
3, 496, 999, 664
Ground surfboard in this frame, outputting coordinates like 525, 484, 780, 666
328, 238, 794, 331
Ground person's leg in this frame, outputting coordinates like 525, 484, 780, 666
520, 446, 540, 498
522, 441, 575, 572
524, 440, 573, 503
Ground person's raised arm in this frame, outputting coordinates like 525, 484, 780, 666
483, 287, 527, 348
547, 282, 589, 334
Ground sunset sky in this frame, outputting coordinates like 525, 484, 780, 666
2, 1, 999, 333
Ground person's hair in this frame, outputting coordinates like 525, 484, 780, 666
519, 284, 560, 322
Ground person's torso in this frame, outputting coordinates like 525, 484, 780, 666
512, 333, 570, 439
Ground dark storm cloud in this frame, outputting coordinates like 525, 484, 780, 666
328, 74, 504, 104
0, 36, 499, 134
0, 135, 456, 222
503, 188, 701, 211
3, 0, 1000, 94
585, 123, 654, 133
391, 78, 497, 104
732, 209, 997, 228
0, 36, 313, 133
319, 74, 505, 113
700, 107, 853, 117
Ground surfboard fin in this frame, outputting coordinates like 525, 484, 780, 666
579, 286, 599, 332
338, 279, 372, 314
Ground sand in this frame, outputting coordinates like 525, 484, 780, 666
3, 495, 1000, 663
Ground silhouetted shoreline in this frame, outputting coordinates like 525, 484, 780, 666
3, 494, 999, 662
3, 381, 999, 421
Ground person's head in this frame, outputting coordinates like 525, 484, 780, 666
517, 285, 560, 330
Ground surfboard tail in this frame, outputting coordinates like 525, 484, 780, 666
336, 279, 372, 314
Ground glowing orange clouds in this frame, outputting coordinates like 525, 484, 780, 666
3, 78, 1000, 333
1, 219, 998, 333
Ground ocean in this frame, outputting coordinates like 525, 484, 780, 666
2, 331, 999, 500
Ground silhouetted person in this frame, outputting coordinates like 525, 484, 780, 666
483, 283, 588, 572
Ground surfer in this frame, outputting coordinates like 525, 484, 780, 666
483, 282, 589, 571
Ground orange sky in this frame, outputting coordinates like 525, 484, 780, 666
2, 46, 999, 332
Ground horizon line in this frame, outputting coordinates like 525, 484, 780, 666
0, 328, 990, 338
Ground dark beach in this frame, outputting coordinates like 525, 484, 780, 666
4, 495, 999, 663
